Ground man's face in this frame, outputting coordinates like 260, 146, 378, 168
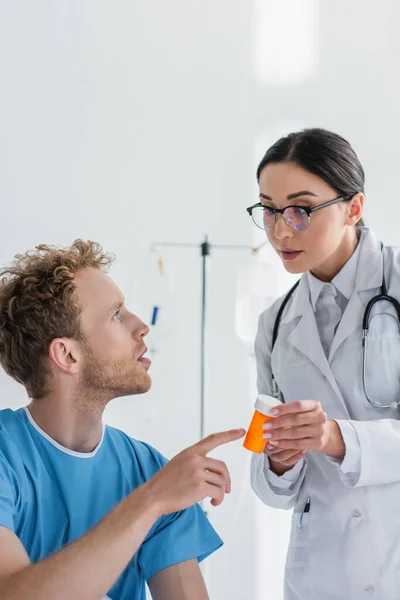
74, 268, 151, 399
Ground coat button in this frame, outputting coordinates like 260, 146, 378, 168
364, 585, 374, 592
351, 509, 362, 518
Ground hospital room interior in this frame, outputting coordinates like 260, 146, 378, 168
1, 2, 400, 599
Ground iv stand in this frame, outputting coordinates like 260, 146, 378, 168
150, 234, 268, 593
150, 234, 267, 442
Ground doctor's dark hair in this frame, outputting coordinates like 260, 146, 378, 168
256, 128, 365, 227
0, 240, 114, 399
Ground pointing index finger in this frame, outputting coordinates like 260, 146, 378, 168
193, 429, 246, 456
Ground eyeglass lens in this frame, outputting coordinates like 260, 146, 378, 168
252, 206, 310, 231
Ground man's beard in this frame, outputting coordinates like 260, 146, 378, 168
80, 344, 151, 401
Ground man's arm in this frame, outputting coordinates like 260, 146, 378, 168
0, 526, 30, 579
148, 559, 208, 600
0, 486, 159, 600
0, 428, 244, 600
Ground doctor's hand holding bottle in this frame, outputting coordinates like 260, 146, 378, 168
263, 400, 346, 475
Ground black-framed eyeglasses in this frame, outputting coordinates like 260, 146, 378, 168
246, 195, 353, 231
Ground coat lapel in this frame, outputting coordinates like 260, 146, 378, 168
329, 229, 383, 361
281, 275, 345, 400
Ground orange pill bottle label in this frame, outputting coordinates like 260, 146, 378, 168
243, 395, 278, 453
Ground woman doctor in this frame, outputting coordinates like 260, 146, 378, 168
248, 128, 400, 600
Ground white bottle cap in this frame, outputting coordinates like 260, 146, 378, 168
254, 394, 279, 416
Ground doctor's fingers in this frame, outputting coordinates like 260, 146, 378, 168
264, 423, 325, 442
268, 435, 326, 451
266, 408, 327, 431
264, 443, 285, 456
270, 399, 322, 417
268, 448, 307, 466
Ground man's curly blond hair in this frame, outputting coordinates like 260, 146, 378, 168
0, 240, 114, 399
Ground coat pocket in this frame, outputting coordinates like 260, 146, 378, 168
285, 509, 310, 570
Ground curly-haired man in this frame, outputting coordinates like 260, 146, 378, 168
0, 240, 244, 600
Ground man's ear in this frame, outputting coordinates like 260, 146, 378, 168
48, 338, 82, 374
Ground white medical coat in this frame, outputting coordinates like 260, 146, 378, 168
251, 228, 400, 600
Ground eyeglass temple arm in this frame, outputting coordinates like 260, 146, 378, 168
308, 196, 352, 214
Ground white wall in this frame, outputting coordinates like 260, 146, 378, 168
1, 1, 400, 598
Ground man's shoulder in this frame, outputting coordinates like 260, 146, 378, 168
0, 408, 27, 478
0, 407, 26, 442
0, 407, 23, 424
104, 425, 168, 476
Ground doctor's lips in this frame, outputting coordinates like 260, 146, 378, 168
277, 248, 304, 261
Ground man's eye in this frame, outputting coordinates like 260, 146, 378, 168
112, 310, 121, 321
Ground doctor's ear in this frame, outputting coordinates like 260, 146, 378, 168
345, 193, 364, 226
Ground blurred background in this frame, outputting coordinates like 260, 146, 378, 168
0, 1, 399, 597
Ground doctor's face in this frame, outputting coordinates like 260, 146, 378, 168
258, 162, 362, 279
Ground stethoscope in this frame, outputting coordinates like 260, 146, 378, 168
270, 245, 400, 409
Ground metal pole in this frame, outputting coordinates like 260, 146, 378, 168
200, 235, 210, 441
